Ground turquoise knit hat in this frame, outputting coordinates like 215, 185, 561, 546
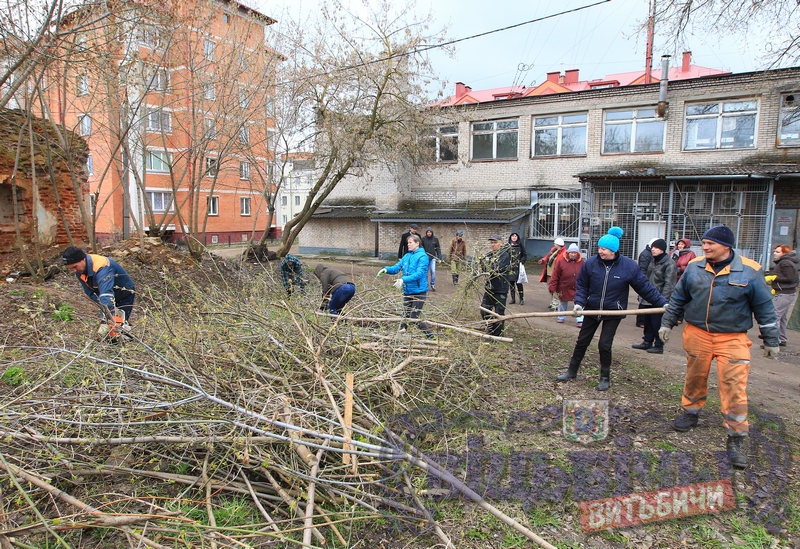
597, 226, 623, 253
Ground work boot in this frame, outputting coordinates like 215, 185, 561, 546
556, 362, 579, 382
452, 275, 459, 285
519, 299, 524, 305
726, 435, 748, 469
632, 341, 653, 350
647, 346, 664, 354
596, 364, 611, 391
673, 412, 699, 432
509, 296, 515, 304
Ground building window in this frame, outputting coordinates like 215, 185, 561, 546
203, 83, 216, 100
151, 68, 169, 92
203, 39, 215, 61
86, 154, 93, 175
78, 114, 91, 136
205, 157, 218, 177
76, 74, 89, 96
239, 161, 250, 180
530, 191, 581, 240
223, 13, 230, 24
777, 93, 799, 147
204, 117, 216, 139
146, 108, 171, 132
146, 190, 173, 212
602, 107, 665, 153
281, 196, 287, 206
533, 113, 587, 156
471, 119, 518, 160
294, 195, 301, 206
238, 126, 249, 145
207, 195, 219, 215
139, 26, 159, 48
238, 88, 250, 109
211, 235, 218, 244
421, 125, 458, 163
146, 151, 170, 172
240, 197, 251, 216
282, 215, 287, 225
684, 99, 758, 150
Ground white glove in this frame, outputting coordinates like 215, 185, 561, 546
764, 346, 779, 359
377, 268, 387, 278
658, 326, 672, 343
393, 278, 404, 290
573, 304, 583, 313
97, 323, 110, 338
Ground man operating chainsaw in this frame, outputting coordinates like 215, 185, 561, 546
62, 246, 135, 341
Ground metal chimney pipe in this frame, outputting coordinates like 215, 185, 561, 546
657, 55, 671, 118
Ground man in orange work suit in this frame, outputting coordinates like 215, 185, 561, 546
658, 225, 779, 469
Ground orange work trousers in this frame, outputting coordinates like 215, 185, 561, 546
681, 322, 751, 435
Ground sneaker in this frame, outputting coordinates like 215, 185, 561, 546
647, 346, 664, 354
431, 286, 436, 291
673, 413, 699, 432
575, 322, 582, 328
779, 341, 787, 347
426, 334, 437, 341
726, 435, 748, 469
557, 318, 565, 323
632, 342, 653, 350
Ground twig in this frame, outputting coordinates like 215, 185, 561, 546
302, 442, 328, 548
356, 356, 447, 391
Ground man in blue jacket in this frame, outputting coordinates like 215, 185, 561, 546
556, 227, 666, 391
62, 246, 135, 339
379, 234, 435, 339
658, 225, 779, 469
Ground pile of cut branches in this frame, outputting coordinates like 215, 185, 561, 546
0, 257, 556, 548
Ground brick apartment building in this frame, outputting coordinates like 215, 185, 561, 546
46, 0, 279, 246
301, 61, 800, 265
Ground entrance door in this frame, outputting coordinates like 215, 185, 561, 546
636, 220, 666, 258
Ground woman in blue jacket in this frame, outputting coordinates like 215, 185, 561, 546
555, 227, 666, 391
379, 234, 435, 339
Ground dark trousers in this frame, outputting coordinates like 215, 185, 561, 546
481, 288, 507, 336
568, 315, 622, 375
401, 293, 433, 336
509, 282, 524, 301
641, 307, 664, 347
328, 283, 356, 315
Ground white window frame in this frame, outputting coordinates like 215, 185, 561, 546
203, 83, 216, 100
422, 125, 458, 163
240, 197, 251, 216
239, 161, 250, 180
532, 112, 588, 156
76, 74, 89, 96
146, 190, 174, 212
238, 87, 250, 109
146, 150, 171, 173
777, 92, 800, 147
238, 125, 250, 145
602, 107, 665, 154
470, 118, 518, 160
146, 108, 172, 133
138, 26, 159, 49
86, 153, 93, 175
205, 157, 218, 177
294, 195, 301, 206
204, 117, 217, 139
151, 68, 169, 92
683, 98, 759, 151
78, 114, 91, 136
223, 13, 230, 24
203, 39, 215, 61
207, 195, 219, 216
282, 214, 287, 225
281, 195, 287, 206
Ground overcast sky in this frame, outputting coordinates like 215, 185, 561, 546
258, 0, 769, 96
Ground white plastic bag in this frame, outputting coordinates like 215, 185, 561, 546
517, 264, 528, 284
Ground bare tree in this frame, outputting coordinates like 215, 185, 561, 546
652, 0, 800, 67
260, 0, 448, 257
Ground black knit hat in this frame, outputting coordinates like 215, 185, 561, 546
62, 246, 86, 265
651, 239, 668, 252
702, 225, 735, 248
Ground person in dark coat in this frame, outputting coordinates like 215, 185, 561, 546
398, 224, 419, 259
556, 227, 666, 391
635, 238, 657, 328
507, 232, 527, 305
631, 239, 676, 354
480, 234, 512, 336
549, 243, 584, 326
314, 264, 356, 316
770, 244, 799, 346
421, 227, 441, 291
